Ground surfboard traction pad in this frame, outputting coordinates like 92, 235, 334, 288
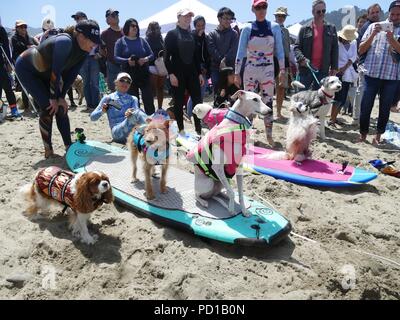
85, 152, 245, 219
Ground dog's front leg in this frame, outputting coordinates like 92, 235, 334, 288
236, 165, 250, 217
76, 213, 97, 245
211, 146, 235, 215
160, 160, 169, 194
144, 163, 155, 200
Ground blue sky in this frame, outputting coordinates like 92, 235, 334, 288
0, 0, 393, 30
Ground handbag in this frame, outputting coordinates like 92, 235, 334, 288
154, 50, 168, 76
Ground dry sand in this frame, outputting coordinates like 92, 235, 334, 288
0, 92, 399, 300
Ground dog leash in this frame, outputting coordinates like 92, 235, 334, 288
306, 61, 322, 89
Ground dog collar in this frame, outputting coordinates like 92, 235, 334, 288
225, 109, 252, 129
321, 90, 334, 99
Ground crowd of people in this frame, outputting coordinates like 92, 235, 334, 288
0, 0, 400, 158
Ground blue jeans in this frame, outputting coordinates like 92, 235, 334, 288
187, 74, 207, 117
360, 76, 399, 135
298, 68, 328, 91
106, 61, 121, 92
80, 56, 100, 108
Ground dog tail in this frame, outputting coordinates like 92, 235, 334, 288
291, 81, 306, 90
263, 151, 289, 160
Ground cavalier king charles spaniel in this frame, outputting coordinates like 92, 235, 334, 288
20, 167, 114, 245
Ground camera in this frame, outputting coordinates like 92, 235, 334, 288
377, 22, 393, 32
129, 55, 139, 62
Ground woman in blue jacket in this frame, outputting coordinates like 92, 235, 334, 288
114, 18, 155, 116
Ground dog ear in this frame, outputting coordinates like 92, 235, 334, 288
231, 90, 246, 101
73, 174, 95, 214
320, 77, 329, 87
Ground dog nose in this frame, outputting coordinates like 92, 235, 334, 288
102, 182, 109, 188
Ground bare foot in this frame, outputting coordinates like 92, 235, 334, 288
358, 134, 367, 143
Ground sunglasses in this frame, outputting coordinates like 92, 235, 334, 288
254, 5, 268, 10
106, 13, 119, 18
119, 78, 132, 84
316, 9, 326, 14
130, 24, 138, 28
17, 25, 28, 29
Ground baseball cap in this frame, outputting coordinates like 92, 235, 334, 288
15, 20, 27, 28
71, 11, 88, 20
116, 73, 132, 82
253, 0, 267, 7
177, 8, 194, 18
106, 9, 119, 17
389, 1, 400, 11
75, 20, 101, 44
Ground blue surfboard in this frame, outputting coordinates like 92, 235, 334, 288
66, 141, 292, 247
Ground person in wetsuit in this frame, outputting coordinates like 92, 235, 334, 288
15, 20, 101, 158
164, 8, 203, 136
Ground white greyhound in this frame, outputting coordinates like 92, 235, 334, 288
187, 90, 272, 216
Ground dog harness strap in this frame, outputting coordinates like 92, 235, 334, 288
225, 109, 252, 129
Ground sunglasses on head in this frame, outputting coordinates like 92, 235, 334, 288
316, 9, 326, 14
254, 5, 268, 10
106, 13, 118, 18
119, 78, 132, 84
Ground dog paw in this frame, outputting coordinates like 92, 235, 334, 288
196, 197, 209, 208
81, 235, 97, 245
241, 209, 251, 218
131, 178, 139, 184
145, 193, 156, 201
161, 187, 168, 194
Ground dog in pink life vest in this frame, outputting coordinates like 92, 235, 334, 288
187, 90, 272, 216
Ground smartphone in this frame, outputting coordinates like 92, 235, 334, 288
377, 22, 393, 32
107, 100, 122, 110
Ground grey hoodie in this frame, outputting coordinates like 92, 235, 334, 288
206, 27, 238, 71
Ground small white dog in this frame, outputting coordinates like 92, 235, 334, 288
20, 167, 114, 245
268, 102, 318, 163
291, 76, 342, 139
192, 104, 229, 130
187, 90, 272, 216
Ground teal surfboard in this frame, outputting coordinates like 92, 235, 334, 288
66, 141, 291, 247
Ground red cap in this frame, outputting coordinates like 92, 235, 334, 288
253, 0, 267, 7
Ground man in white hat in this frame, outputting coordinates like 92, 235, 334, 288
274, 7, 291, 120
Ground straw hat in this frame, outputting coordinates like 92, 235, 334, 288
274, 7, 289, 16
338, 25, 358, 42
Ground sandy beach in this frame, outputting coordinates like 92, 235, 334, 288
0, 92, 399, 300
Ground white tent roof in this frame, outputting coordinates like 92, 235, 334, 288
139, 0, 220, 35
288, 23, 302, 39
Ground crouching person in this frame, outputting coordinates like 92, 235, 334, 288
90, 72, 148, 144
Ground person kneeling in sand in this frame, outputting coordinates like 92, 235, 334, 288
90, 73, 148, 144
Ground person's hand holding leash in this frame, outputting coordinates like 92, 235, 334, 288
138, 57, 148, 66
128, 59, 136, 67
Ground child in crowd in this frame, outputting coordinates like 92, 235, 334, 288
214, 67, 240, 108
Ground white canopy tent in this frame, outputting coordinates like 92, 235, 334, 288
287, 23, 302, 40
139, 0, 220, 36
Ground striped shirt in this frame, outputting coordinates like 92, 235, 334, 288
361, 21, 400, 80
